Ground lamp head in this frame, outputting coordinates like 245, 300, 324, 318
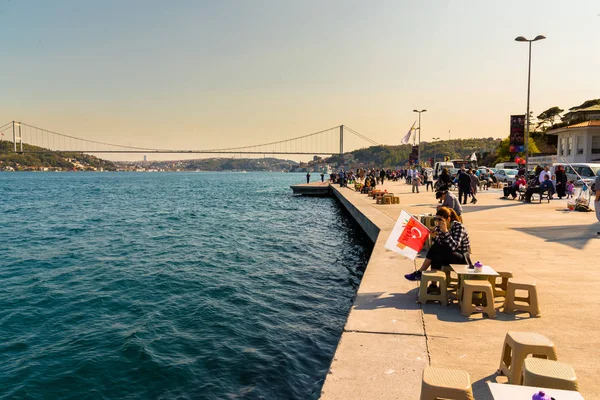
515, 36, 528, 42
413, 109, 419, 112
533, 35, 546, 41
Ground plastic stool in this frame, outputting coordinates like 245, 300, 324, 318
503, 279, 540, 317
441, 265, 459, 292
418, 270, 448, 305
392, 196, 400, 204
460, 280, 496, 318
522, 358, 578, 391
498, 331, 558, 384
420, 366, 474, 400
493, 270, 513, 298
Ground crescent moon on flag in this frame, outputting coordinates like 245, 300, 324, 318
410, 227, 422, 238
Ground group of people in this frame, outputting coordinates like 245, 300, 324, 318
500, 165, 576, 203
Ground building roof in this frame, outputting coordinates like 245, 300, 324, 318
565, 104, 600, 115
547, 119, 600, 134
566, 120, 600, 128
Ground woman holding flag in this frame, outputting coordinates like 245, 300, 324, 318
404, 207, 471, 281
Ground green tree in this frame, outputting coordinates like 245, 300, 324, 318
537, 106, 564, 131
494, 137, 540, 163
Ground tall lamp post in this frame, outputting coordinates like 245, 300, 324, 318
515, 34, 545, 176
432, 137, 440, 165
413, 109, 426, 166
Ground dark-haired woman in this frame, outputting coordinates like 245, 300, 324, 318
435, 168, 452, 192
404, 206, 471, 281
555, 165, 567, 199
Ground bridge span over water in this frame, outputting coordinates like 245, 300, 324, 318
0, 121, 381, 156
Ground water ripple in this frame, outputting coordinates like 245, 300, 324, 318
0, 172, 372, 400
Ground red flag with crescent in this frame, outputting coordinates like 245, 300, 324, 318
396, 216, 429, 253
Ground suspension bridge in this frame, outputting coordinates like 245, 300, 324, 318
0, 121, 381, 157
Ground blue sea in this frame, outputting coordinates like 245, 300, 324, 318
0, 172, 372, 399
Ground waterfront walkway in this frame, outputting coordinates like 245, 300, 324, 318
320, 181, 599, 399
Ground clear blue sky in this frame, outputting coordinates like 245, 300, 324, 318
1, 0, 598, 160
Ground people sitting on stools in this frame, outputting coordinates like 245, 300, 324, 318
436, 190, 462, 221
502, 175, 527, 199
524, 174, 555, 203
404, 207, 471, 281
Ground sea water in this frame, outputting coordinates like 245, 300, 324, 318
0, 172, 372, 399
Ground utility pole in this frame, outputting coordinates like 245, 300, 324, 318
413, 109, 427, 166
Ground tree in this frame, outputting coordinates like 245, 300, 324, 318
494, 137, 541, 163
537, 106, 564, 131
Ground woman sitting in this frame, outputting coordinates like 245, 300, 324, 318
404, 207, 471, 281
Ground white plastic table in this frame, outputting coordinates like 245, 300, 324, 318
450, 264, 499, 301
488, 382, 584, 399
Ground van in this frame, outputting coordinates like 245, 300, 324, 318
494, 162, 518, 170
433, 162, 453, 179
553, 163, 600, 190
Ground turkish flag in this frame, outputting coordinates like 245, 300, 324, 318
396, 217, 430, 253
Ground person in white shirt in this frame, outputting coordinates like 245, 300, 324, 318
538, 166, 550, 185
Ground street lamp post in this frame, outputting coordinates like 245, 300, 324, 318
515, 34, 546, 176
413, 109, 427, 166
432, 137, 440, 165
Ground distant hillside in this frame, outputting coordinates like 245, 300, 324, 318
123, 157, 299, 172
325, 138, 502, 168
0, 141, 117, 171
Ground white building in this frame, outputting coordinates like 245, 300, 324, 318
547, 120, 600, 163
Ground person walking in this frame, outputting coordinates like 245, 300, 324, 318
380, 169, 386, 185
306, 172, 311, 184
424, 170, 434, 192
457, 168, 471, 205
469, 169, 479, 204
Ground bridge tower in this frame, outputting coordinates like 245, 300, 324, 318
12, 121, 23, 152
339, 125, 344, 156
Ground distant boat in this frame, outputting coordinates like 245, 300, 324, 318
241, 170, 247, 173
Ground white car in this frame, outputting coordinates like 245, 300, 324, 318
495, 169, 519, 184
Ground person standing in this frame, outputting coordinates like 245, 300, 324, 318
380, 169, 386, 185
555, 165, 567, 199
469, 169, 479, 204
424, 170, 433, 192
320, 172, 324, 182
457, 168, 471, 205
412, 171, 421, 193
306, 172, 311, 184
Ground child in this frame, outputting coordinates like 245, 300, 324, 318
566, 180, 575, 199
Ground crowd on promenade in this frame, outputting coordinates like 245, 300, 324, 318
320, 162, 600, 282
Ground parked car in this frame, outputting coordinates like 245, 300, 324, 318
553, 163, 600, 191
494, 169, 519, 183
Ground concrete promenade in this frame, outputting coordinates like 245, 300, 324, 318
320, 181, 599, 399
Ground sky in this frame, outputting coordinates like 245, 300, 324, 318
0, 0, 599, 161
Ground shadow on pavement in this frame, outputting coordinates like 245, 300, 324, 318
353, 289, 420, 311
512, 223, 599, 250
421, 300, 539, 323
462, 202, 524, 213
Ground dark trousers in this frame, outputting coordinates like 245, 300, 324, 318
426, 243, 468, 270
525, 187, 541, 202
503, 186, 517, 198
425, 182, 433, 191
458, 186, 470, 204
